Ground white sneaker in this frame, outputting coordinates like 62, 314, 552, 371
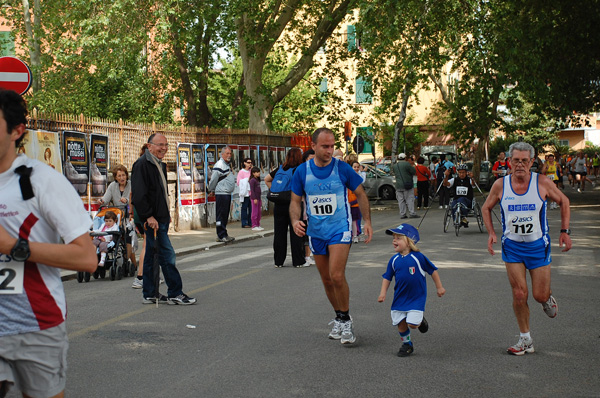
542, 295, 558, 318
507, 336, 534, 356
340, 318, 356, 344
445, 205, 448, 209
252, 227, 264, 231
352, 236, 359, 243
131, 278, 143, 289
305, 256, 315, 265
439, 206, 443, 209
328, 319, 342, 340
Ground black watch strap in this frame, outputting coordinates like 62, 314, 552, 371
560, 229, 571, 235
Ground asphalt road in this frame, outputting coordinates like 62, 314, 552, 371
7, 195, 600, 397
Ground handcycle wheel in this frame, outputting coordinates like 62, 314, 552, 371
443, 207, 451, 233
474, 202, 484, 232
454, 211, 460, 236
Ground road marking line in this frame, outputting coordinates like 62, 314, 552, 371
183, 248, 273, 270
68, 269, 262, 339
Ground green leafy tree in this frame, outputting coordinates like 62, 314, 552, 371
355, 0, 454, 162
234, 0, 355, 132
154, 0, 236, 126
210, 50, 326, 133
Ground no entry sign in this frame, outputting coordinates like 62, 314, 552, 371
0, 57, 32, 95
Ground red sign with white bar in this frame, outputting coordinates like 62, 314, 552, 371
0, 57, 32, 95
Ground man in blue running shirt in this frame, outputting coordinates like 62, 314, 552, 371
482, 141, 572, 356
290, 128, 373, 345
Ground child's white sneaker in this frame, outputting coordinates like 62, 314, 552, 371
252, 226, 264, 231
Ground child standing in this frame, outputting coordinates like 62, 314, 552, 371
249, 167, 263, 231
92, 211, 120, 267
378, 224, 445, 357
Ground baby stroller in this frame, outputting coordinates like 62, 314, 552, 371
78, 206, 134, 282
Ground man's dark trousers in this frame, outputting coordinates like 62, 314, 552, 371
216, 194, 232, 239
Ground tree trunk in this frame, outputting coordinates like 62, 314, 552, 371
392, 85, 411, 162
228, 74, 245, 127
196, 16, 216, 127
22, 0, 41, 92
247, 92, 273, 132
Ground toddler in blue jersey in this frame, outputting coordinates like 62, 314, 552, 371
378, 224, 446, 357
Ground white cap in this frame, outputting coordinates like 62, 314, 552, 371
398, 153, 406, 159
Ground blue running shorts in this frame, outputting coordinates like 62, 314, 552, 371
308, 231, 352, 255
502, 237, 551, 270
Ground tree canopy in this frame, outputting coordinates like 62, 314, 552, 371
1, 0, 598, 139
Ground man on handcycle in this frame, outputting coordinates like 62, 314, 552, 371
442, 164, 475, 228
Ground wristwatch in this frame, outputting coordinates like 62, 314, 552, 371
11, 237, 31, 262
560, 229, 571, 235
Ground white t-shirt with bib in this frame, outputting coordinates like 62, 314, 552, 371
0, 155, 91, 336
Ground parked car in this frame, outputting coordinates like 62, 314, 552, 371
360, 157, 392, 174
465, 160, 492, 190
361, 164, 396, 200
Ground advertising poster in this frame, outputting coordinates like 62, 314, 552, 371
268, 147, 277, 171
177, 143, 193, 206
229, 144, 239, 173
18, 130, 35, 158
238, 145, 250, 166
276, 146, 285, 167
250, 145, 259, 171
259, 146, 269, 174
191, 144, 205, 204
62, 131, 89, 199
35, 131, 62, 173
89, 134, 108, 212
205, 144, 218, 203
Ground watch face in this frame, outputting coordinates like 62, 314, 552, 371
11, 239, 30, 262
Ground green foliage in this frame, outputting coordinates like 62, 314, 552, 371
209, 50, 326, 133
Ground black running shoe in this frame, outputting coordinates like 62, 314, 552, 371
142, 294, 168, 304
397, 343, 414, 357
418, 317, 429, 333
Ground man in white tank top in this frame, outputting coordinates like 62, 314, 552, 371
481, 142, 572, 356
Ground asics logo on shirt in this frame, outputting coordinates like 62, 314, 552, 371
512, 215, 533, 223
311, 196, 333, 204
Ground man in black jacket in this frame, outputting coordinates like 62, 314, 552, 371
131, 133, 196, 305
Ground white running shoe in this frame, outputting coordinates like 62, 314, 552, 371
328, 319, 342, 340
131, 278, 143, 289
305, 256, 315, 265
507, 336, 534, 356
252, 226, 264, 231
340, 318, 356, 344
542, 295, 558, 318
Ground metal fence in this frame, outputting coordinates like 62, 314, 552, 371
26, 110, 292, 171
